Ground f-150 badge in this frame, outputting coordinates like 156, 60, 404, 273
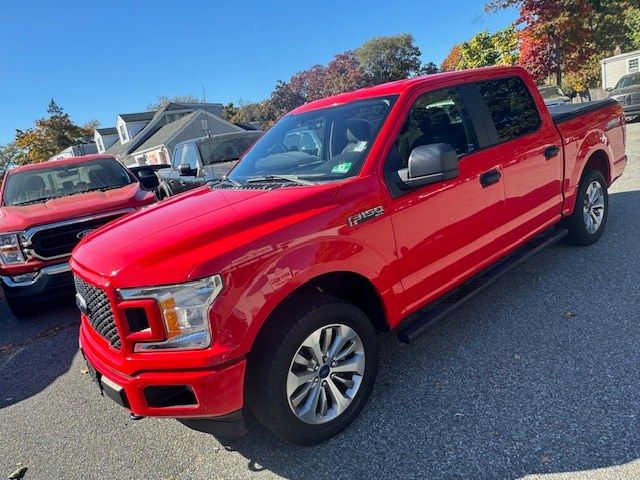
347, 206, 384, 227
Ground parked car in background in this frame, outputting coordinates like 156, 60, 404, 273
0, 155, 157, 317
538, 85, 571, 106
73, 67, 625, 444
607, 72, 640, 119
156, 131, 262, 198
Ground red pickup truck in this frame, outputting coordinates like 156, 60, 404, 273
0, 154, 156, 317
72, 67, 626, 445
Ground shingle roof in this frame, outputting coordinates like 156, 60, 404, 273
119, 111, 155, 122
132, 111, 198, 153
96, 127, 118, 135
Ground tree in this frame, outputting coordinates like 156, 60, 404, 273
146, 93, 199, 110
290, 65, 328, 102
14, 100, 92, 164
323, 51, 368, 95
626, 6, 640, 49
264, 81, 305, 125
441, 44, 462, 72
418, 62, 439, 75
222, 102, 239, 122
0, 142, 21, 179
459, 31, 501, 68
355, 34, 423, 84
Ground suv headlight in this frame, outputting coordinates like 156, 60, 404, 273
118, 275, 223, 352
0, 233, 25, 265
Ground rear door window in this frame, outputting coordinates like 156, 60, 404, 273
475, 77, 540, 143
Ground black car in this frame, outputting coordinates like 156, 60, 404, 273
608, 72, 640, 119
155, 131, 262, 198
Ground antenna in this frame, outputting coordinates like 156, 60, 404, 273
202, 84, 210, 138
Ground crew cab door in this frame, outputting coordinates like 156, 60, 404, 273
383, 85, 508, 314
469, 75, 564, 244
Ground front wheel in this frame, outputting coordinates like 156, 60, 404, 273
564, 170, 608, 246
247, 294, 378, 445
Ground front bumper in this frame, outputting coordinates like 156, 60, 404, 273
0, 262, 73, 301
80, 318, 247, 435
622, 104, 640, 117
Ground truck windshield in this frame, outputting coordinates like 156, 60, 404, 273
3, 158, 133, 206
198, 132, 262, 166
228, 96, 397, 184
615, 73, 640, 89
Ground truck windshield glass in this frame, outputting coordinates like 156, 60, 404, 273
229, 96, 397, 183
3, 158, 133, 206
615, 73, 640, 89
199, 133, 262, 166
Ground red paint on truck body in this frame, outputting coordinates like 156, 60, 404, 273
72, 68, 625, 421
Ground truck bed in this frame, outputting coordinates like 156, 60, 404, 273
549, 99, 618, 124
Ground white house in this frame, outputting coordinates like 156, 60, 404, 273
601, 49, 640, 90
94, 127, 119, 153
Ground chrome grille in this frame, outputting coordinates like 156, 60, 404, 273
74, 276, 121, 349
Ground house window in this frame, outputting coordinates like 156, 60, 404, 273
629, 58, 639, 73
119, 124, 129, 143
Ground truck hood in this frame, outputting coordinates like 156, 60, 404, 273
71, 184, 339, 287
0, 183, 145, 232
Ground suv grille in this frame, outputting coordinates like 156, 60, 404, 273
74, 276, 121, 349
26, 212, 127, 260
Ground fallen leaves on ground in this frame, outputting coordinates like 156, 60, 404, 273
562, 310, 577, 319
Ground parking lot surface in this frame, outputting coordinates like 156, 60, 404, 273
1, 122, 639, 480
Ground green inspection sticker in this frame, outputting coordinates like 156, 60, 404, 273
331, 162, 352, 174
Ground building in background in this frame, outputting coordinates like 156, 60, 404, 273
601, 49, 640, 90
48, 142, 97, 161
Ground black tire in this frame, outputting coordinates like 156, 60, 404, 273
246, 294, 378, 445
564, 169, 608, 246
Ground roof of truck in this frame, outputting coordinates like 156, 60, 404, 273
291, 66, 527, 114
7, 154, 118, 174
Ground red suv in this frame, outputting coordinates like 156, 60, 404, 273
0, 154, 156, 317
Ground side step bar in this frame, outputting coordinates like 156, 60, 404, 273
396, 227, 568, 344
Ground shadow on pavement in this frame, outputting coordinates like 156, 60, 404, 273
0, 295, 79, 409
223, 189, 640, 479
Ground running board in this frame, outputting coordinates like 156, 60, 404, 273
396, 227, 568, 344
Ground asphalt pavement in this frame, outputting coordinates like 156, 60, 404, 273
1, 121, 639, 480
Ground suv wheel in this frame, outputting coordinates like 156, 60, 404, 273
565, 170, 608, 246
247, 294, 377, 445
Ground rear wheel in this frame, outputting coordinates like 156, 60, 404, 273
564, 170, 608, 246
247, 294, 378, 445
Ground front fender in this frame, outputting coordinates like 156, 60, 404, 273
210, 233, 402, 361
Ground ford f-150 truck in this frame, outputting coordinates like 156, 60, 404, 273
0, 154, 156, 317
72, 67, 626, 445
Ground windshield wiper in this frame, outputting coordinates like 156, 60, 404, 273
12, 196, 54, 206
245, 174, 316, 186
209, 175, 243, 188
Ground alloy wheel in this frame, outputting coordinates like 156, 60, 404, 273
582, 180, 605, 234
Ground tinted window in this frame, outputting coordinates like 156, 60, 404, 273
394, 88, 478, 168
476, 77, 540, 142
198, 133, 261, 166
3, 158, 132, 206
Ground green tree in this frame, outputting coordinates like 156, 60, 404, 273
458, 27, 518, 69
624, 6, 640, 49
355, 34, 423, 84
0, 142, 21, 178
222, 102, 239, 122
14, 100, 92, 164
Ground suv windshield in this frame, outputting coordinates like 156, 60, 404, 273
3, 157, 133, 206
615, 73, 640, 89
229, 96, 397, 184
198, 132, 262, 166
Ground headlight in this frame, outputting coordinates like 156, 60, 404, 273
118, 275, 223, 352
0, 233, 25, 265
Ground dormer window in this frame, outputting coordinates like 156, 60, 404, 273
119, 124, 129, 143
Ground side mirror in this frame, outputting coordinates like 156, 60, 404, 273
606, 87, 613, 92
137, 170, 159, 190
397, 143, 459, 189
178, 164, 196, 176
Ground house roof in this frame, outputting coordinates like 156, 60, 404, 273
601, 49, 640, 64
119, 111, 155, 122
133, 111, 198, 153
96, 127, 118, 135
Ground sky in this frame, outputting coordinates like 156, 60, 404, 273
0, 0, 517, 144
